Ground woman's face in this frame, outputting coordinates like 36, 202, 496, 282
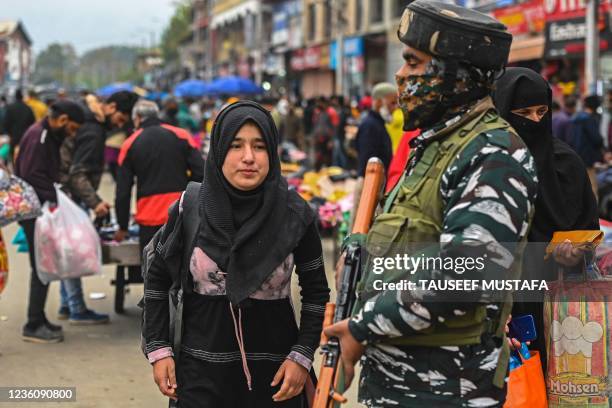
511, 104, 549, 123
222, 123, 270, 191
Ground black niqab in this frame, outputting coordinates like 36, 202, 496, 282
197, 100, 315, 306
493, 67, 599, 242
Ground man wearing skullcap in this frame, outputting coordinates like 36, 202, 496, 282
354, 82, 396, 176
15, 100, 85, 344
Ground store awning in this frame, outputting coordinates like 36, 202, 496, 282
211, 0, 259, 29
508, 36, 545, 63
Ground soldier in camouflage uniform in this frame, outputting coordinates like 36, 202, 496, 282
325, 1, 538, 407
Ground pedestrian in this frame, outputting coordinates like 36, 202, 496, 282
494, 67, 599, 368
355, 82, 395, 176
15, 100, 85, 343
386, 107, 404, 154
0, 95, 6, 135
114, 100, 204, 253
332, 96, 350, 168
143, 101, 330, 407
4, 89, 35, 161
324, 1, 538, 406
161, 97, 180, 127
571, 95, 604, 198
101, 91, 140, 181
57, 93, 122, 325
551, 96, 575, 143
312, 97, 334, 170
25, 90, 49, 121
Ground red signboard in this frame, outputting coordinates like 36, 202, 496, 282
493, 0, 545, 36
290, 45, 330, 71
544, 0, 611, 22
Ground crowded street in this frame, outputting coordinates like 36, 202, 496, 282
1, 0, 612, 407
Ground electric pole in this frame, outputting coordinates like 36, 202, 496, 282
586, 0, 600, 94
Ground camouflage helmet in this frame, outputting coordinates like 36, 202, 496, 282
398, 0, 512, 72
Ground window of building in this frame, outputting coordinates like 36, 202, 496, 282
355, 0, 363, 31
308, 3, 316, 41
324, 0, 333, 39
370, 0, 383, 23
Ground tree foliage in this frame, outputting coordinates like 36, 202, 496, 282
33, 43, 78, 86
160, 0, 193, 63
78, 46, 141, 89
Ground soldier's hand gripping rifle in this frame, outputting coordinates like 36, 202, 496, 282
313, 158, 385, 408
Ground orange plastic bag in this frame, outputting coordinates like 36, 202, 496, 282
504, 350, 548, 408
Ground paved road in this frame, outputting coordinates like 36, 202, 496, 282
0, 174, 362, 407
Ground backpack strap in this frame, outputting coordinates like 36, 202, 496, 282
171, 181, 201, 364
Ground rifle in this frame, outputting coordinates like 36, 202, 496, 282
313, 157, 385, 408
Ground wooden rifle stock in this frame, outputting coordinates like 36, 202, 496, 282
313, 158, 385, 408
352, 158, 385, 235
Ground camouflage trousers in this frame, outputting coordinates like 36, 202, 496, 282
357, 335, 507, 408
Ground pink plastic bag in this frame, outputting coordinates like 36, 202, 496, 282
34, 186, 101, 284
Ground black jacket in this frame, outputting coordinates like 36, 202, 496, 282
572, 111, 604, 167
4, 100, 35, 149
355, 110, 393, 176
15, 120, 65, 204
61, 106, 107, 209
115, 117, 204, 229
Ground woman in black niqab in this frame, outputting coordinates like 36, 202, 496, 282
494, 67, 599, 367
494, 67, 599, 243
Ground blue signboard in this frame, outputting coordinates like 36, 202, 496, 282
330, 37, 365, 69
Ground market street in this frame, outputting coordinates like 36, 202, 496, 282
0, 174, 360, 407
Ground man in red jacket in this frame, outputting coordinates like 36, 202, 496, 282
114, 100, 204, 253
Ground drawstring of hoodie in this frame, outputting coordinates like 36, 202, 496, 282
229, 303, 252, 391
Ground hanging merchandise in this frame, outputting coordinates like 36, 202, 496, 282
0, 231, 8, 294
0, 167, 42, 228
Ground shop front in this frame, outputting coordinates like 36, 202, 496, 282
493, 0, 546, 66
290, 44, 335, 98
543, 0, 612, 97
330, 36, 365, 98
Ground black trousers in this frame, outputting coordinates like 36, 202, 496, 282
20, 218, 49, 329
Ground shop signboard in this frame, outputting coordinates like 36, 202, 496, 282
329, 37, 365, 70
493, 0, 545, 36
290, 45, 330, 71
544, 0, 612, 58
544, 0, 611, 22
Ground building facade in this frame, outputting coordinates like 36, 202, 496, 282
0, 21, 32, 88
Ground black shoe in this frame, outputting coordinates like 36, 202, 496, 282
22, 325, 64, 344
44, 319, 63, 332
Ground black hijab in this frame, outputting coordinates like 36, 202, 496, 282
197, 100, 315, 306
493, 67, 598, 242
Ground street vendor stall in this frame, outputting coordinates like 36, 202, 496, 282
99, 223, 142, 314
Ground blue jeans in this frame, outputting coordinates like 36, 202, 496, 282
332, 139, 348, 168
60, 278, 87, 314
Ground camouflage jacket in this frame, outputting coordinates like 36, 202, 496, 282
348, 104, 538, 343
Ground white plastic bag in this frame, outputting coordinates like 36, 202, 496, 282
34, 186, 101, 284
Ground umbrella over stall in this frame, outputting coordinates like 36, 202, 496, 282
96, 82, 134, 98
207, 76, 264, 95
174, 79, 211, 98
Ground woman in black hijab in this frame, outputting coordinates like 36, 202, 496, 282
144, 100, 330, 407
494, 67, 599, 365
